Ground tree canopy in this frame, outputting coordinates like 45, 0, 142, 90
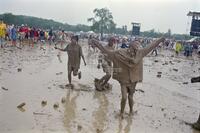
88, 8, 116, 37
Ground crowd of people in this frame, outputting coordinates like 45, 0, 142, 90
0, 20, 75, 48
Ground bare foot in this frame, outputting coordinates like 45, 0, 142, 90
120, 113, 124, 119
129, 110, 137, 116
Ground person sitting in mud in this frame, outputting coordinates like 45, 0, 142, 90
55, 35, 86, 88
91, 37, 165, 118
95, 37, 115, 91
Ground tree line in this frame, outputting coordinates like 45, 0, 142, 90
0, 11, 192, 40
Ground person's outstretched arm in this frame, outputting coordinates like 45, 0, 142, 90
54, 45, 68, 52
91, 39, 114, 60
141, 37, 165, 57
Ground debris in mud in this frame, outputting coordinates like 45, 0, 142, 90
162, 61, 168, 65
157, 72, 162, 75
97, 64, 101, 69
164, 113, 167, 117
157, 74, 162, 78
48, 87, 51, 89
171, 55, 174, 57
172, 116, 177, 120
17, 102, 26, 108
173, 68, 178, 72
161, 108, 165, 111
82, 108, 86, 111
77, 125, 82, 131
17, 68, 22, 72
96, 128, 103, 133
56, 72, 63, 75
40, 47, 46, 51
136, 89, 145, 93
191, 76, 200, 83
53, 103, 59, 109
1, 86, 8, 91
33, 112, 51, 116
61, 97, 66, 103
169, 61, 174, 65
154, 60, 159, 63
41, 101, 47, 106
183, 82, 188, 85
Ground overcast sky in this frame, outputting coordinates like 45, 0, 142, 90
0, 0, 200, 34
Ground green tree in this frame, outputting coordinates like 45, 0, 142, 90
88, 8, 116, 38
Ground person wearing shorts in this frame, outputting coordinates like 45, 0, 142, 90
55, 35, 86, 86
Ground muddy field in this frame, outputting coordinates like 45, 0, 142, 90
0, 40, 200, 133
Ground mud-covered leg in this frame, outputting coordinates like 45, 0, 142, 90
120, 84, 128, 118
128, 82, 137, 116
68, 67, 72, 85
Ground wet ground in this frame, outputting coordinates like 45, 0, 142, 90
0, 40, 200, 133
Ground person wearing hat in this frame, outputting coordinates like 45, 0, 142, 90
55, 35, 86, 87
91, 37, 165, 118
95, 37, 115, 91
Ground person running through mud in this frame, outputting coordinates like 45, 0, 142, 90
91, 37, 165, 118
55, 35, 86, 88
95, 37, 115, 91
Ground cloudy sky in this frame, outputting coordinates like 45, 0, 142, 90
0, 0, 200, 34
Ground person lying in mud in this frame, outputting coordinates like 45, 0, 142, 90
95, 37, 115, 91
91, 37, 165, 118
55, 35, 86, 87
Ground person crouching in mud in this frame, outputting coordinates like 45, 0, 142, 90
95, 37, 115, 91
91, 37, 165, 118
55, 35, 86, 88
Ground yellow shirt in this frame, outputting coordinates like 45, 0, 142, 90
175, 42, 182, 52
0, 23, 6, 37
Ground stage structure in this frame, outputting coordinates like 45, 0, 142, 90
187, 11, 200, 37
131, 22, 141, 36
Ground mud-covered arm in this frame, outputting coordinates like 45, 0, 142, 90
92, 39, 114, 60
141, 37, 165, 57
80, 46, 86, 66
55, 45, 68, 52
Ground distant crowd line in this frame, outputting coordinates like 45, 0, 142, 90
0, 21, 200, 57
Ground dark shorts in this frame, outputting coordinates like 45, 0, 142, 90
68, 66, 79, 76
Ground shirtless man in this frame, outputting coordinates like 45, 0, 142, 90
92, 37, 165, 118
95, 37, 115, 91
55, 35, 86, 87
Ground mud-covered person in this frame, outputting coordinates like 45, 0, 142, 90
95, 37, 115, 91
91, 37, 165, 118
55, 35, 86, 87
191, 76, 200, 131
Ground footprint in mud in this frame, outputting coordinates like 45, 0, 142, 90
76, 83, 93, 92
114, 110, 138, 119
41, 101, 47, 107
53, 103, 59, 109
59, 83, 93, 92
